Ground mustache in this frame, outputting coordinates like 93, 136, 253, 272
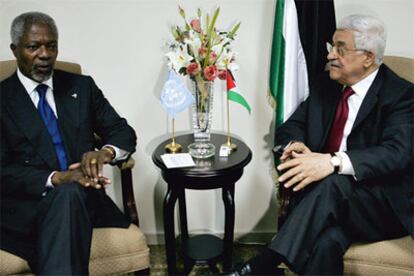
33, 63, 53, 69
327, 61, 341, 68
31, 64, 54, 82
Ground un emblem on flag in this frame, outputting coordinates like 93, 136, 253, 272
161, 80, 187, 107
160, 71, 195, 118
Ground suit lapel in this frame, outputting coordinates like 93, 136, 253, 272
319, 80, 343, 150
53, 70, 80, 164
5, 73, 59, 169
351, 67, 382, 132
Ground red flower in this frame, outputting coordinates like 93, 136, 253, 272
186, 62, 200, 76
190, 19, 202, 33
218, 69, 227, 80
204, 65, 218, 81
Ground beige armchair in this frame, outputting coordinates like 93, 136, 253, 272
278, 56, 414, 275
342, 56, 414, 275
0, 60, 150, 275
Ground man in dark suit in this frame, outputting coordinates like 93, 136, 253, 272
1, 12, 137, 274
225, 14, 413, 275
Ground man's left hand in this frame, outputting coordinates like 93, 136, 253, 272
277, 152, 334, 191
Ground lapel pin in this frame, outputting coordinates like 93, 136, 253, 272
71, 93, 78, 99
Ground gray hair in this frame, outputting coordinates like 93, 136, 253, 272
10, 11, 58, 46
337, 14, 386, 65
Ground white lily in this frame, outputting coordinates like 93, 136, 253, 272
166, 46, 192, 71
211, 37, 231, 53
184, 35, 202, 59
216, 50, 234, 69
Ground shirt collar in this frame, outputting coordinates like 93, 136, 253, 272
17, 68, 54, 95
350, 68, 379, 97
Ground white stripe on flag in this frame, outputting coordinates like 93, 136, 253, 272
282, 0, 309, 122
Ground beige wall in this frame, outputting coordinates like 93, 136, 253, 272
1, 0, 412, 244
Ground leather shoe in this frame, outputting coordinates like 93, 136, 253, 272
221, 262, 253, 276
221, 262, 285, 276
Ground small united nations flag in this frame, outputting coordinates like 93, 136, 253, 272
160, 70, 194, 118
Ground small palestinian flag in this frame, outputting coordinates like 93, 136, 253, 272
226, 70, 251, 114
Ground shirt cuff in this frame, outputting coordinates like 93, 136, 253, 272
336, 152, 356, 178
103, 144, 130, 163
46, 172, 56, 187
43, 172, 56, 196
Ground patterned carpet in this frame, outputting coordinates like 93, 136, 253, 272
149, 242, 264, 275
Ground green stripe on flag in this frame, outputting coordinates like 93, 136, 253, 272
269, 0, 286, 129
228, 90, 251, 114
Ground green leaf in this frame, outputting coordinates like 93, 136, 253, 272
206, 14, 210, 34
208, 7, 220, 39
228, 22, 241, 39
178, 6, 186, 19
171, 27, 179, 40
186, 43, 195, 57
178, 5, 191, 31
179, 67, 187, 75
198, 31, 204, 43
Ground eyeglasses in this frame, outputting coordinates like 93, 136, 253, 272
326, 42, 368, 57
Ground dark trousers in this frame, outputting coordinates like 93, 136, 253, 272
33, 182, 93, 275
268, 175, 408, 275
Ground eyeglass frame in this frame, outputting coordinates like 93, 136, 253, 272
326, 42, 369, 57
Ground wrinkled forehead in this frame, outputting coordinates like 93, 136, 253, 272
21, 23, 57, 41
332, 29, 356, 47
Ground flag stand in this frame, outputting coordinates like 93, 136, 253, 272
221, 94, 237, 153
165, 118, 182, 153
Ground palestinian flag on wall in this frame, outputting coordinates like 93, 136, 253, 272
269, 0, 336, 129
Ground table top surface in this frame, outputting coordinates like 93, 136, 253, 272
152, 133, 252, 177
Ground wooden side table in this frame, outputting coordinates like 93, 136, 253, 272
152, 133, 252, 274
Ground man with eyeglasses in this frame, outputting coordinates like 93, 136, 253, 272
224, 14, 413, 276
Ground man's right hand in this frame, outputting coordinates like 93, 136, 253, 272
51, 163, 111, 189
81, 149, 114, 182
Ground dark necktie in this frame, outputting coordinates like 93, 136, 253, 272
36, 84, 68, 170
324, 86, 355, 153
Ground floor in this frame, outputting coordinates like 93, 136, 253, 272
148, 242, 264, 275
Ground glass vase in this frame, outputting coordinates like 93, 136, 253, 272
188, 80, 215, 158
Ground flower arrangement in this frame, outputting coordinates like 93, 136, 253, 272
164, 6, 241, 148
166, 6, 241, 83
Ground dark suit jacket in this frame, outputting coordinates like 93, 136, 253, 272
275, 64, 414, 236
1, 70, 137, 256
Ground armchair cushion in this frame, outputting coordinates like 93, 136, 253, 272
0, 250, 30, 275
344, 236, 414, 275
0, 224, 150, 275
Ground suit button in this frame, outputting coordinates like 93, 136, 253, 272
24, 160, 29, 164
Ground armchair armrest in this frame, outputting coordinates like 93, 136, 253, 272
93, 134, 139, 226
117, 157, 140, 226
278, 184, 291, 228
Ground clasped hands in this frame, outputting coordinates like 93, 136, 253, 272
277, 142, 335, 192
51, 148, 114, 189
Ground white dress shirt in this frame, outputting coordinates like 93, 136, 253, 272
337, 68, 379, 177
17, 69, 129, 188
17, 69, 57, 115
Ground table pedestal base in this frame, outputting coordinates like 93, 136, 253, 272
181, 234, 223, 273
